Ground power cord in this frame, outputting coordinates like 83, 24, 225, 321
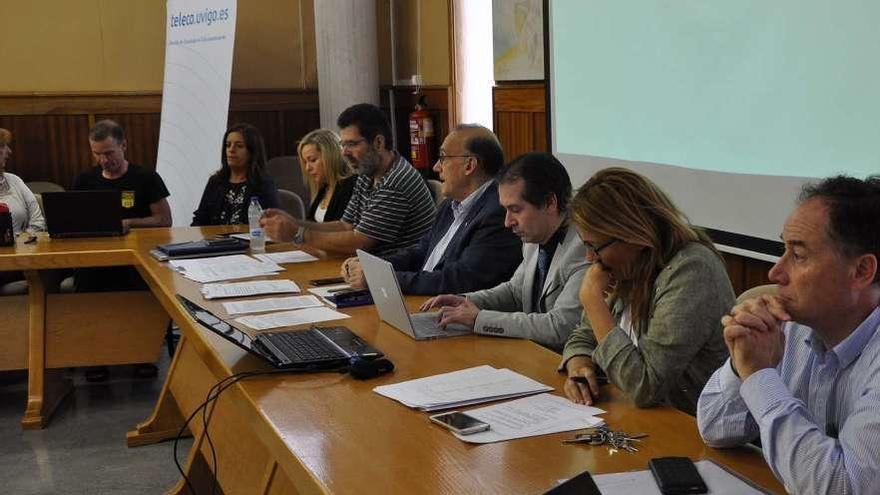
172, 367, 348, 495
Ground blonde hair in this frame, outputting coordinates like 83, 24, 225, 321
571, 167, 719, 333
297, 129, 350, 201
0, 128, 11, 145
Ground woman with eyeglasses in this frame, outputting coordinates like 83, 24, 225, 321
298, 129, 356, 222
560, 168, 734, 415
192, 123, 279, 226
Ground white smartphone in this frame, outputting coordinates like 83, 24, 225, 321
429, 411, 490, 435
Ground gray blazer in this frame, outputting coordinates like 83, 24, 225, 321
465, 224, 588, 352
560, 242, 734, 415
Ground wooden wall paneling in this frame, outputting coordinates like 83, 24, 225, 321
493, 83, 548, 162
722, 253, 746, 296
228, 110, 287, 161
281, 109, 321, 156
744, 258, 774, 290
0, 90, 319, 186
95, 113, 161, 172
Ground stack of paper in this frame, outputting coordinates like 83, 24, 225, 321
235, 306, 350, 330
201, 280, 300, 299
452, 393, 605, 444
254, 250, 318, 264
222, 295, 324, 315
373, 365, 554, 411
170, 254, 283, 283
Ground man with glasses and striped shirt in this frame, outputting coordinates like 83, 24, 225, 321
261, 103, 436, 256
698, 175, 880, 494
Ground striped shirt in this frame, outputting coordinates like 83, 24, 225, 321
697, 305, 880, 494
342, 153, 436, 256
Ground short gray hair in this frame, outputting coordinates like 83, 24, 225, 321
89, 119, 125, 144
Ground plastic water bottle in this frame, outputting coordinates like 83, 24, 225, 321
247, 197, 265, 253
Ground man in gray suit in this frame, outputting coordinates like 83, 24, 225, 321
421, 152, 587, 352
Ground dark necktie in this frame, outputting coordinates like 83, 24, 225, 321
533, 247, 552, 313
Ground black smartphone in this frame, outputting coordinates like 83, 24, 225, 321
309, 277, 346, 286
649, 457, 708, 495
542, 469, 602, 495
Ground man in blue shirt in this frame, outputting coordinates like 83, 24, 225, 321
697, 175, 880, 494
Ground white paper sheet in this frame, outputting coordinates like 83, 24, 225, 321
374, 365, 555, 411
235, 306, 350, 330
169, 254, 283, 283
452, 394, 605, 444
592, 459, 769, 495
222, 295, 324, 315
254, 251, 318, 264
200, 280, 300, 299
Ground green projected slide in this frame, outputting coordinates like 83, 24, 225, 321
553, 0, 880, 178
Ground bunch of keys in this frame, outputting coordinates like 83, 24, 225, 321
563, 425, 647, 453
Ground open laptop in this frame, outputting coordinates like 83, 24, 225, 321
177, 295, 383, 370
41, 190, 125, 238
357, 249, 471, 340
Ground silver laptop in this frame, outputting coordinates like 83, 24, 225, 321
357, 249, 471, 340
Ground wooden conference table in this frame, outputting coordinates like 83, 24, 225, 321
0, 227, 785, 494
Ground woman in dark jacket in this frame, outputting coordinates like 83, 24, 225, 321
192, 123, 279, 226
298, 129, 356, 222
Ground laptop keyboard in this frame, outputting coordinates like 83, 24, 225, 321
264, 330, 346, 362
410, 312, 471, 337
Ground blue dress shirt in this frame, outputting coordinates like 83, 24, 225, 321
697, 305, 880, 494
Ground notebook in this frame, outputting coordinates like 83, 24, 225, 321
41, 190, 124, 238
356, 249, 470, 340
177, 295, 383, 370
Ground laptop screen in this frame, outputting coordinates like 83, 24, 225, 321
41, 190, 123, 236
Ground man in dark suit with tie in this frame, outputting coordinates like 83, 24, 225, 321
421, 152, 588, 352
341, 124, 522, 295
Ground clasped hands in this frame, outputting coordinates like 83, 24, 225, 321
420, 295, 478, 330
722, 294, 790, 381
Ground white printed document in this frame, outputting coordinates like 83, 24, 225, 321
201, 280, 300, 299
235, 306, 350, 330
308, 284, 352, 298
254, 250, 318, 264
452, 393, 605, 444
592, 459, 769, 495
222, 295, 324, 315
373, 365, 554, 411
170, 254, 283, 283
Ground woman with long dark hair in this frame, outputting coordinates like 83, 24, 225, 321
192, 123, 279, 225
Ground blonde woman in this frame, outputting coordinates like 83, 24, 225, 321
560, 168, 734, 415
298, 129, 356, 222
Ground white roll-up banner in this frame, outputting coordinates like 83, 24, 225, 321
157, 0, 237, 226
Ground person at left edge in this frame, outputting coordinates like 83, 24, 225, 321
72, 119, 171, 381
192, 123, 279, 226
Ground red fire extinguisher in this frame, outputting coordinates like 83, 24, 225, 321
408, 95, 434, 169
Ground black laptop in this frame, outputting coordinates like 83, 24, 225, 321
41, 190, 125, 238
177, 295, 383, 370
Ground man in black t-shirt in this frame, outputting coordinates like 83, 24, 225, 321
73, 119, 171, 230
72, 120, 172, 381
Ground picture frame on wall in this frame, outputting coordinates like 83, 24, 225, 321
493, 0, 545, 81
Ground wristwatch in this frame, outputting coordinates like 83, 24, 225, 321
294, 226, 306, 244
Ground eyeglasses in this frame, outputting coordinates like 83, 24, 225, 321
437, 154, 475, 164
339, 138, 366, 150
584, 238, 618, 258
